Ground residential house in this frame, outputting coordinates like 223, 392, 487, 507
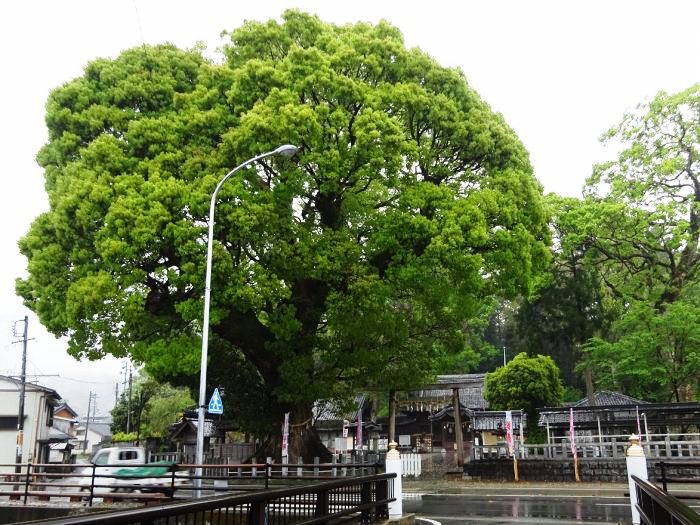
48, 402, 78, 463
73, 416, 112, 455
0, 375, 61, 471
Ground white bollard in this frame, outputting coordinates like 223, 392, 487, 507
385, 441, 403, 518
626, 434, 648, 525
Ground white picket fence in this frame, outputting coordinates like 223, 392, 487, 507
402, 453, 422, 477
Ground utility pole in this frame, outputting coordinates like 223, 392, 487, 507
114, 382, 119, 407
12, 316, 28, 473
83, 391, 96, 452
121, 362, 133, 433
127, 368, 132, 434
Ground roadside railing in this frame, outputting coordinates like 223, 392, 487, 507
657, 461, 700, 494
14, 473, 396, 525
0, 460, 383, 506
632, 475, 700, 525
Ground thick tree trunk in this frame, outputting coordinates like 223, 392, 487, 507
288, 404, 332, 463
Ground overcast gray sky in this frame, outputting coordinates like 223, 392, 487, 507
0, 0, 698, 417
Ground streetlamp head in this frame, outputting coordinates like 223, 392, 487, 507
273, 144, 299, 158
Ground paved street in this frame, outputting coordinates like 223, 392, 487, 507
402, 480, 700, 524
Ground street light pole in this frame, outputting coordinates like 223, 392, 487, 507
195, 144, 298, 495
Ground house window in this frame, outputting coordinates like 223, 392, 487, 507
46, 404, 54, 427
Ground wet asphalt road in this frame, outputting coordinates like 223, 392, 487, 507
401, 481, 700, 524
403, 492, 630, 524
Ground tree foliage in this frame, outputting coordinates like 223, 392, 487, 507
513, 195, 615, 389
18, 11, 550, 449
111, 372, 193, 438
483, 352, 564, 425
543, 84, 700, 401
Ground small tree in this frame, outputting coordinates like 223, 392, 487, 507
484, 352, 564, 440
111, 373, 193, 440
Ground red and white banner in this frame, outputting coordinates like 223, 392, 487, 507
505, 410, 514, 456
281, 412, 290, 457
569, 408, 577, 458
356, 405, 363, 450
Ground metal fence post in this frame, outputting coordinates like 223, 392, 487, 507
248, 501, 267, 525
89, 463, 96, 507
23, 463, 31, 504
360, 479, 371, 524
315, 488, 329, 520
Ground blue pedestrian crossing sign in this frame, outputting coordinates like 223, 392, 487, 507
208, 388, 224, 414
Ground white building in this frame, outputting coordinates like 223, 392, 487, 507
73, 416, 112, 456
0, 375, 61, 471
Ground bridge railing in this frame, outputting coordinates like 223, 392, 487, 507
632, 475, 700, 525
15, 472, 396, 525
0, 460, 384, 505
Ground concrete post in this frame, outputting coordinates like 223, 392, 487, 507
626, 434, 648, 525
385, 441, 402, 518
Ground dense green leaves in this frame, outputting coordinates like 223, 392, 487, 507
18, 11, 550, 438
547, 84, 700, 402
483, 352, 564, 428
111, 372, 194, 438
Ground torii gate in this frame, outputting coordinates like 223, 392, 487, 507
387, 380, 472, 467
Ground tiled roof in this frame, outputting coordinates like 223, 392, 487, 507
313, 395, 366, 423
403, 374, 487, 410
539, 391, 650, 427
572, 391, 647, 407
170, 418, 219, 439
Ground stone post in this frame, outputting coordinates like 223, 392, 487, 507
626, 433, 648, 525
385, 441, 402, 518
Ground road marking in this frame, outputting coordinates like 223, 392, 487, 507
406, 492, 626, 500
422, 515, 618, 524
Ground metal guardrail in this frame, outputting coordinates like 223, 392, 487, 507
657, 461, 700, 494
632, 475, 700, 525
18, 473, 396, 525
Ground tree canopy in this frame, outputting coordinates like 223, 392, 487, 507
17, 11, 550, 450
483, 352, 564, 430
111, 372, 194, 439
536, 84, 700, 402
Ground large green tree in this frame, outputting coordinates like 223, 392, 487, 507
561, 84, 700, 401
483, 352, 564, 437
17, 11, 550, 457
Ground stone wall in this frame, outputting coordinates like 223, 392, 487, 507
463, 458, 700, 482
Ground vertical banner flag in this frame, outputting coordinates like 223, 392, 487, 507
356, 404, 363, 450
505, 410, 514, 456
281, 412, 290, 458
569, 407, 577, 458
636, 406, 642, 443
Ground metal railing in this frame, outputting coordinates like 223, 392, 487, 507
632, 475, 700, 525
0, 460, 383, 505
19, 473, 396, 525
657, 461, 700, 493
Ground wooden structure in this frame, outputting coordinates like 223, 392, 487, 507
539, 391, 700, 443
